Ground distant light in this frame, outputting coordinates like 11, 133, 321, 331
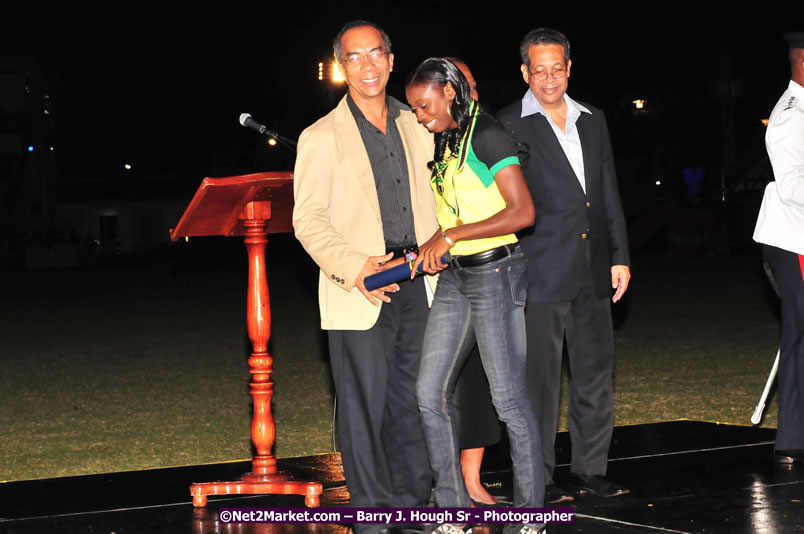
655, 180, 661, 186
124, 164, 132, 170
761, 119, 769, 127
49, 146, 54, 151
27, 145, 34, 152
331, 61, 345, 83
267, 138, 278, 146
632, 99, 646, 110
318, 62, 324, 81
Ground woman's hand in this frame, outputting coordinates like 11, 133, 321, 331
412, 229, 451, 276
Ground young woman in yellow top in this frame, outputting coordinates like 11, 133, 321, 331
406, 57, 546, 534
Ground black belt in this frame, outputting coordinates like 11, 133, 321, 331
450, 243, 517, 269
386, 244, 418, 259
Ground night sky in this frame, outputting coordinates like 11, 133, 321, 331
2, 5, 797, 187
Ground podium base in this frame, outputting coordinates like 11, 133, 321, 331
190, 473, 322, 507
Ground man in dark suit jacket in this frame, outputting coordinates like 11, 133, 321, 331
498, 27, 631, 503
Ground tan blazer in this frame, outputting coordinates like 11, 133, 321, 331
293, 95, 438, 330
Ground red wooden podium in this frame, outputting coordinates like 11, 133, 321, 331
170, 171, 323, 507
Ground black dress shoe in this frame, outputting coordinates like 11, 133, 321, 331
545, 483, 574, 503
567, 472, 629, 497
774, 449, 804, 464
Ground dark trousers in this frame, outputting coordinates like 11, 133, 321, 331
328, 276, 432, 533
454, 345, 502, 450
763, 244, 804, 452
525, 265, 614, 484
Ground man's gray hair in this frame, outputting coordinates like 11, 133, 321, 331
333, 20, 392, 62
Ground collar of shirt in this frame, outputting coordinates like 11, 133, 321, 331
520, 90, 591, 194
520, 89, 591, 121
346, 93, 403, 128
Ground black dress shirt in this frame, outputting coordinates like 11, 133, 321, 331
347, 94, 417, 248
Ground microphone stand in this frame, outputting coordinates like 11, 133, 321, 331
257, 125, 297, 151
240, 114, 297, 151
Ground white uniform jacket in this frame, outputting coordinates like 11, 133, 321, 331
754, 80, 804, 255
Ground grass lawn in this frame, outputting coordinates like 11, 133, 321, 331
0, 237, 781, 482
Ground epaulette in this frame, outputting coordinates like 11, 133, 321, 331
783, 96, 797, 111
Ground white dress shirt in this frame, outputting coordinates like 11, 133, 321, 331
521, 90, 591, 193
754, 79, 804, 255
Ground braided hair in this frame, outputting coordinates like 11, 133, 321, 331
406, 57, 473, 171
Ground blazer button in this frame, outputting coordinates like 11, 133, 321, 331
331, 274, 336, 280
586, 201, 591, 207
581, 233, 588, 239
340, 279, 345, 284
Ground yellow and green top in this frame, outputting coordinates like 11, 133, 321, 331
431, 103, 521, 256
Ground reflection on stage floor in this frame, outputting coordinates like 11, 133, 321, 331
2, 421, 802, 533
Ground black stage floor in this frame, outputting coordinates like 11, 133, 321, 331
2, 421, 802, 533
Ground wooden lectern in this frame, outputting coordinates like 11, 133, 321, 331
170, 171, 323, 507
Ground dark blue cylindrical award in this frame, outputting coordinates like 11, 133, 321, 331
364, 255, 448, 291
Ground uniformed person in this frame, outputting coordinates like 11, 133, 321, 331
753, 31, 804, 465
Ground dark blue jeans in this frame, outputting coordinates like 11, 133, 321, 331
416, 247, 545, 516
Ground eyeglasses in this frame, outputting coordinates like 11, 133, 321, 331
528, 66, 567, 81
342, 48, 388, 66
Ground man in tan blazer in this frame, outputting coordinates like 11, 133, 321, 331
293, 20, 438, 534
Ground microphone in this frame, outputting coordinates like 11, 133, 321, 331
238, 113, 297, 150
239, 113, 268, 135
